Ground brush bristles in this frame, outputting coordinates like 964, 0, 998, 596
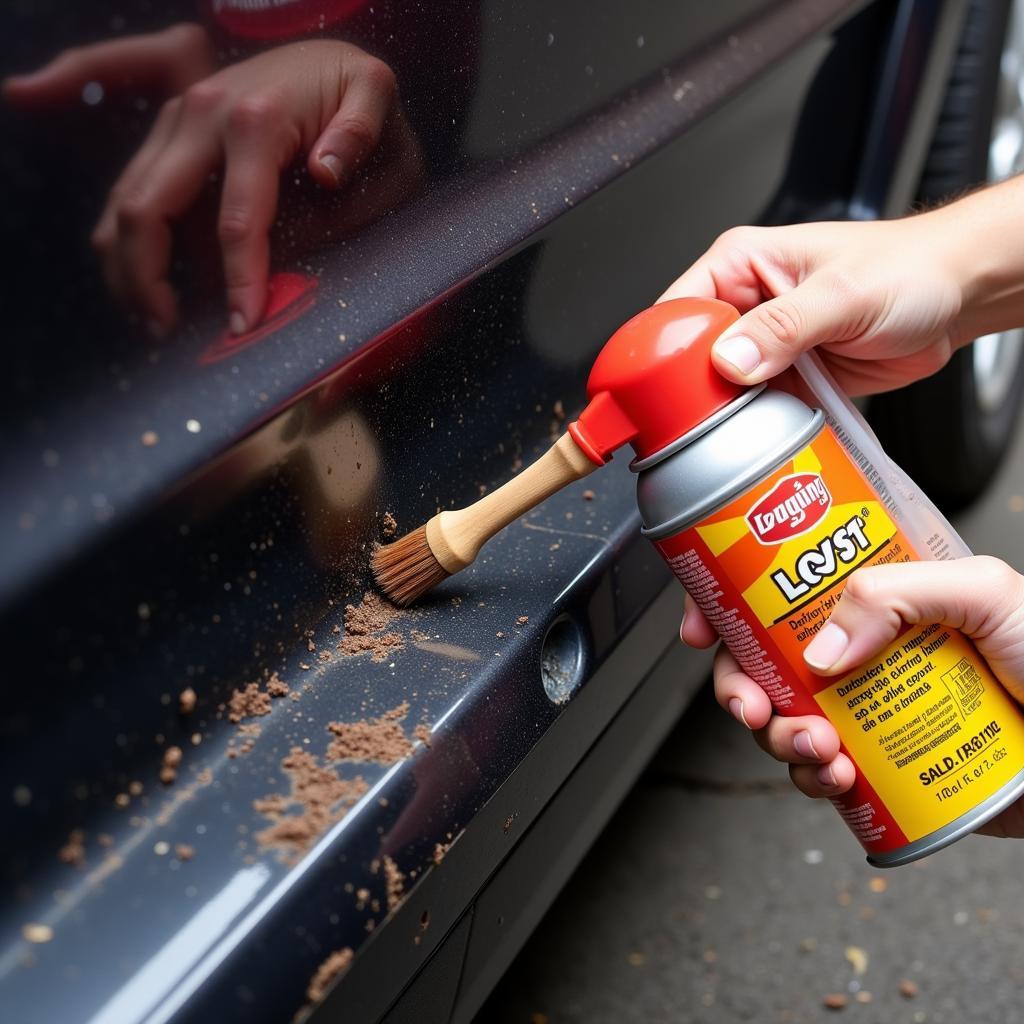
372, 525, 450, 606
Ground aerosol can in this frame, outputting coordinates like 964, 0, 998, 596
567, 298, 1024, 866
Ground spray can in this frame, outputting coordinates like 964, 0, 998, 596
568, 298, 1024, 866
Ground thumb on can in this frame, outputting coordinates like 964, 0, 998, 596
711, 272, 855, 384
802, 557, 1024, 704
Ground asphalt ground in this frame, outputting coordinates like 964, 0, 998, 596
479, 416, 1024, 1024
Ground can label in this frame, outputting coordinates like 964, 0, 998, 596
657, 426, 1024, 855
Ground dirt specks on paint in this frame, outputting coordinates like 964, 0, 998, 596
326, 702, 413, 764
305, 948, 354, 1005
160, 745, 183, 785
229, 722, 262, 757
548, 399, 566, 441
582, 489, 595, 501
432, 841, 450, 865
255, 748, 367, 863
383, 855, 405, 913
57, 829, 86, 867
337, 591, 404, 663
413, 724, 432, 748
22, 923, 54, 944
228, 682, 272, 723
175, 843, 194, 861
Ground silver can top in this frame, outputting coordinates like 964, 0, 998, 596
635, 388, 823, 541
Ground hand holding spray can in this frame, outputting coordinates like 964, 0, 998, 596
568, 298, 1024, 866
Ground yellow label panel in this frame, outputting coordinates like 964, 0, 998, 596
814, 625, 1024, 841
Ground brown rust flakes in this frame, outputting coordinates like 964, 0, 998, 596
160, 745, 184, 785
254, 748, 367, 863
383, 855, 405, 913
337, 591, 405, 663
228, 682, 272, 723
305, 947, 353, 1004
230, 722, 262, 757
266, 672, 290, 698
326, 702, 413, 764
57, 829, 86, 867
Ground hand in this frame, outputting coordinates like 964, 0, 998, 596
659, 216, 966, 397
682, 556, 1024, 838
2, 23, 214, 109
87, 40, 403, 336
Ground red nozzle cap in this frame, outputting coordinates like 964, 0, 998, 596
568, 298, 744, 464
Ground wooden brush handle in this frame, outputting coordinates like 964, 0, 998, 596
426, 432, 598, 573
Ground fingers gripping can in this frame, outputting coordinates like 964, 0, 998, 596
569, 299, 1024, 865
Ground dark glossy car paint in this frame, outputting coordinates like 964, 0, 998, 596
0, 1, 968, 1021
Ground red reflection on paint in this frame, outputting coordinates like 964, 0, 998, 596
198, 272, 318, 365
208, 0, 371, 40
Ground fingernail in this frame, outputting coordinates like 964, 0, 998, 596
728, 697, 749, 728
678, 613, 686, 642
804, 622, 850, 671
816, 763, 837, 788
319, 153, 343, 186
793, 730, 820, 759
229, 311, 247, 336
713, 335, 761, 375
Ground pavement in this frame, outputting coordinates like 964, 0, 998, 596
478, 416, 1024, 1024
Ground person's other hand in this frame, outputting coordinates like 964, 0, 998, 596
682, 556, 1024, 838
2, 23, 214, 109
659, 216, 968, 397
88, 40, 403, 337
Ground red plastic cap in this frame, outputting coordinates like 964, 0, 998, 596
569, 298, 744, 464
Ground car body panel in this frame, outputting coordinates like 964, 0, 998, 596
0, 1, 966, 1021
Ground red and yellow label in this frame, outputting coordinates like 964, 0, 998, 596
658, 426, 1024, 855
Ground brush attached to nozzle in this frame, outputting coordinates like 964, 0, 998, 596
373, 298, 744, 605
373, 433, 598, 605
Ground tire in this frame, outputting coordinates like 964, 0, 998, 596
869, 0, 1024, 513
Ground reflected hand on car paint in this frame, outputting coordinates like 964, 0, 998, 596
5, 36, 422, 341
2, 23, 215, 109
92, 40, 416, 337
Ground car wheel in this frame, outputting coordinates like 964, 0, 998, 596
869, 0, 1024, 513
